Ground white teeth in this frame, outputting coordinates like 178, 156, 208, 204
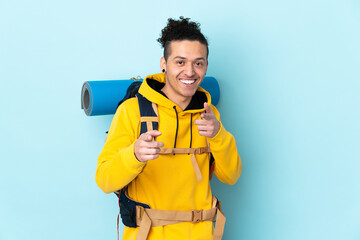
180, 79, 195, 85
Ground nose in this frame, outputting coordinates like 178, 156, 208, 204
184, 63, 195, 77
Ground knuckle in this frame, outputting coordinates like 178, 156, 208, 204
150, 142, 157, 148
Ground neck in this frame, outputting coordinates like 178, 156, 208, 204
171, 97, 191, 110
161, 87, 191, 110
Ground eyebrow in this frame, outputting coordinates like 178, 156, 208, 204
172, 56, 206, 61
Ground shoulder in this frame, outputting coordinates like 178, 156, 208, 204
113, 97, 140, 123
107, 97, 140, 138
117, 97, 140, 113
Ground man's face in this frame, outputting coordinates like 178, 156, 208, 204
160, 40, 208, 106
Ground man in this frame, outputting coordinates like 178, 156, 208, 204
96, 17, 241, 240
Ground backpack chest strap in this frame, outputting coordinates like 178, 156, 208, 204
159, 146, 210, 154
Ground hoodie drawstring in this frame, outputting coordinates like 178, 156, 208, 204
189, 113, 193, 153
173, 106, 179, 155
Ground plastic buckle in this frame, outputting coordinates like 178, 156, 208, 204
192, 210, 203, 223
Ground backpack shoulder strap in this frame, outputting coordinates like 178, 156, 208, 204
136, 93, 159, 134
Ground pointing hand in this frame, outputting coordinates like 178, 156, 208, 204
134, 130, 164, 162
194, 102, 220, 138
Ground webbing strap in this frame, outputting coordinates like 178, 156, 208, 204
136, 211, 152, 240
137, 94, 159, 135
135, 197, 225, 240
136, 207, 216, 225
146, 122, 153, 132
159, 147, 210, 154
191, 154, 203, 181
159, 147, 210, 181
117, 190, 121, 240
152, 102, 158, 116
214, 210, 226, 240
140, 117, 159, 122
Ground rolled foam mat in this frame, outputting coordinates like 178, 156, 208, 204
81, 76, 220, 116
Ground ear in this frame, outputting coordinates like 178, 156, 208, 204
160, 56, 166, 72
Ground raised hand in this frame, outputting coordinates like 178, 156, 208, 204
194, 102, 220, 138
134, 130, 164, 162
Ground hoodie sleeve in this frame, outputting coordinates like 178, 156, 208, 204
207, 105, 242, 185
95, 98, 146, 194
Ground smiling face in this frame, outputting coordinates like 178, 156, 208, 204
160, 40, 208, 110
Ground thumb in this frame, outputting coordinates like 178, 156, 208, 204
204, 102, 213, 114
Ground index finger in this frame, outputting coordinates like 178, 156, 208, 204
141, 130, 162, 141
204, 102, 213, 114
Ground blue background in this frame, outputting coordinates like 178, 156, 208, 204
1, 0, 359, 239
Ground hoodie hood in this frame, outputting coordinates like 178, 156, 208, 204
138, 73, 212, 113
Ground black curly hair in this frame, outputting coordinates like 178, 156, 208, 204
157, 16, 209, 61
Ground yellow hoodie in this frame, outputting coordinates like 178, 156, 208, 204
96, 73, 241, 239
